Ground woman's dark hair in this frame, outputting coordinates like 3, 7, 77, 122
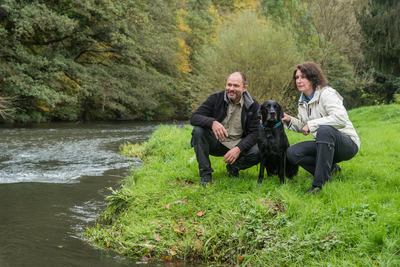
292, 62, 328, 90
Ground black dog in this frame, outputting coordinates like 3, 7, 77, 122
257, 100, 298, 184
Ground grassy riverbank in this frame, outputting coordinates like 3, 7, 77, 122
85, 104, 400, 266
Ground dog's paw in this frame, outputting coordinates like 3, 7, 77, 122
257, 178, 263, 184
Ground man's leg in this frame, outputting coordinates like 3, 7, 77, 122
229, 144, 260, 175
191, 126, 228, 183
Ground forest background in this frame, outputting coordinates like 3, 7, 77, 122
0, 0, 399, 123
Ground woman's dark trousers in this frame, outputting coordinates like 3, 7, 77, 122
286, 125, 358, 187
191, 126, 260, 183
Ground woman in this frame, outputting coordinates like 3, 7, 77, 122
282, 62, 360, 194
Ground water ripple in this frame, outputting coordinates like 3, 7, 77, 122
0, 122, 176, 184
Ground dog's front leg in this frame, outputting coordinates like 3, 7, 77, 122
279, 154, 285, 184
258, 155, 265, 184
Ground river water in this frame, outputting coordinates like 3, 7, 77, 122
0, 121, 194, 267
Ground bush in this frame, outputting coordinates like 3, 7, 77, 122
192, 10, 302, 114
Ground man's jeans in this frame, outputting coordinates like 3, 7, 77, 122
191, 126, 260, 181
286, 125, 358, 187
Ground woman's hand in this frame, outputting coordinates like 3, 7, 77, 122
282, 113, 291, 123
302, 124, 310, 135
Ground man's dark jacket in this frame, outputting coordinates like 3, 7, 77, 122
190, 90, 260, 153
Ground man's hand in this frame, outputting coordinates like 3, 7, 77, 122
282, 113, 291, 123
212, 121, 228, 140
223, 146, 241, 164
302, 124, 310, 135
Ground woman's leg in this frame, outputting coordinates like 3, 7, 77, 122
287, 126, 358, 188
313, 126, 358, 187
287, 141, 317, 175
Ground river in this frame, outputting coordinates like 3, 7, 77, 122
0, 121, 196, 267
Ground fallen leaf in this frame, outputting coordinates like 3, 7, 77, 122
185, 180, 195, 184
140, 256, 150, 262
106, 241, 110, 248
180, 218, 185, 222
170, 251, 177, 256
143, 242, 155, 249
183, 199, 188, 203
211, 178, 215, 183
196, 231, 202, 236
189, 210, 193, 215
177, 177, 181, 183
162, 256, 172, 261
173, 227, 184, 234
238, 255, 245, 261
171, 245, 178, 251
154, 233, 161, 242
197, 210, 206, 217
322, 235, 336, 242
166, 203, 170, 210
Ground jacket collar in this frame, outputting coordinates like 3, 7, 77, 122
224, 90, 254, 109
298, 86, 331, 104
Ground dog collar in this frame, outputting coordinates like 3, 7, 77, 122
261, 121, 282, 130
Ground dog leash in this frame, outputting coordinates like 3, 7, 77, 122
260, 121, 282, 130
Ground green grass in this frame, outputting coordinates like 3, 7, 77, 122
84, 104, 400, 266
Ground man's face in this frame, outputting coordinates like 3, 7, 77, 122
225, 73, 247, 103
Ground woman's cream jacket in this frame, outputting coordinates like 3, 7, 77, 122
285, 86, 360, 149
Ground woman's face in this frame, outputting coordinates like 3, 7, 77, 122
295, 69, 313, 97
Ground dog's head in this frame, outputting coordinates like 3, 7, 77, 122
258, 100, 283, 125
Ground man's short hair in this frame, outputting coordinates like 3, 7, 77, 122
227, 72, 247, 87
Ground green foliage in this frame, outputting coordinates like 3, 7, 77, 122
260, 0, 315, 46
259, 0, 377, 111
0, 0, 192, 122
192, 10, 302, 114
356, 0, 400, 76
360, 71, 400, 106
86, 104, 400, 266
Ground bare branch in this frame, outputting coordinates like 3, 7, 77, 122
0, 96, 18, 119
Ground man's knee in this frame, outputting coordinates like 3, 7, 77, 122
192, 126, 211, 145
244, 144, 260, 163
192, 126, 208, 138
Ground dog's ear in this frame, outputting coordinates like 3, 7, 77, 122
257, 106, 262, 120
278, 103, 284, 119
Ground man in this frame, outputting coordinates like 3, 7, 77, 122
190, 72, 260, 185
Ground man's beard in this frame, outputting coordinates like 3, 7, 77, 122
227, 91, 243, 101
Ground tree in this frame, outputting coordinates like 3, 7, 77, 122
357, 0, 400, 76
0, 0, 185, 122
192, 10, 302, 113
